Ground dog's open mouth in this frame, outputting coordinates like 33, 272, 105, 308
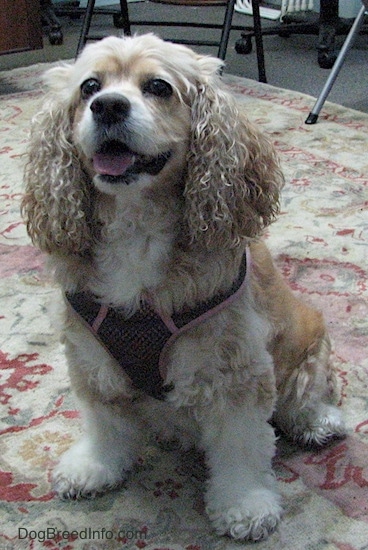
92, 140, 171, 183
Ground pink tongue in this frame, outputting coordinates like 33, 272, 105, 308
93, 151, 135, 176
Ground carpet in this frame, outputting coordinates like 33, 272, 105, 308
0, 61, 367, 550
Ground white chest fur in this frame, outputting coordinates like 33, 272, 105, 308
89, 197, 175, 307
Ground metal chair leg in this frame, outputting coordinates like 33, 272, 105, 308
114, 0, 131, 35
76, 0, 96, 56
305, 3, 367, 124
251, 0, 267, 83
218, 0, 236, 60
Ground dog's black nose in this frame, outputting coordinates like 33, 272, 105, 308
90, 93, 131, 124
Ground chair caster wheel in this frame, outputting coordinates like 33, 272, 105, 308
318, 51, 336, 69
235, 36, 252, 55
49, 29, 63, 45
113, 13, 126, 29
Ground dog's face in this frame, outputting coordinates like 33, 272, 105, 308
73, 51, 191, 193
49, 34, 222, 196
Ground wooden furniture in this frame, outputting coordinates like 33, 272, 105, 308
0, 0, 43, 55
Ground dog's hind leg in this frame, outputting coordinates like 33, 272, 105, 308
273, 331, 346, 447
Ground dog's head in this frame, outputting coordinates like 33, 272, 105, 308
22, 34, 283, 255
69, 34, 206, 194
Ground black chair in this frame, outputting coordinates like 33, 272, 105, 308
236, 0, 368, 70
74, 0, 268, 81
78, 0, 233, 57
305, 0, 368, 124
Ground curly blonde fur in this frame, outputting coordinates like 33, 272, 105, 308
186, 81, 281, 248
23, 96, 95, 255
21, 34, 345, 542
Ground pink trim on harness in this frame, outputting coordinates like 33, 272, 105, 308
157, 249, 251, 380
92, 304, 109, 332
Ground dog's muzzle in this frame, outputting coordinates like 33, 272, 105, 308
89, 94, 172, 184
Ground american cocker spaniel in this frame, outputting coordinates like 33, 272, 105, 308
22, 34, 345, 542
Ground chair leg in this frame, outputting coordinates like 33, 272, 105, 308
218, 0, 236, 60
115, 0, 131, 35
305, 3, 366, 124
251, 0, 267, 83
76, 0, 96, 56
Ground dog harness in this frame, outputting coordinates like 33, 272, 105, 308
65, 251, 250, 400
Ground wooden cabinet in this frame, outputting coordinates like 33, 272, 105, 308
0, 0, 43, 55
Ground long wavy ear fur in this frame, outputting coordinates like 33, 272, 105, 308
184, 63, 284, 249
21, 68, 93, 256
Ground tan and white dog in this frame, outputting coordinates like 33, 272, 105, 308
22, 34, 345, 542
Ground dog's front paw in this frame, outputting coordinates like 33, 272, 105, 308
207, 489, 282, 542
53, 440, 127, 499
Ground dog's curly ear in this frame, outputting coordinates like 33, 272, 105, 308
21, 66, 93, 256
184, 61, 284, 249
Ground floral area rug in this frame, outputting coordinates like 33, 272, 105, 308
0, 62, 367, 550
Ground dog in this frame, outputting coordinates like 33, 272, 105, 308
21, 34, 345, 542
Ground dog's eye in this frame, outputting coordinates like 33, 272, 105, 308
80, 78, 102, 100
142, 78, 173, 98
